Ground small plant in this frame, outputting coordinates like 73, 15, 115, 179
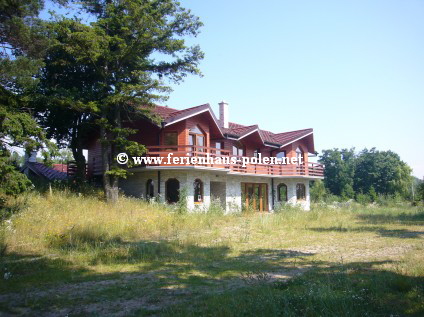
176, 186, 188, 214
208, 197, 225, 214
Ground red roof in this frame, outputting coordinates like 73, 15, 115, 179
151, 105, 314, 149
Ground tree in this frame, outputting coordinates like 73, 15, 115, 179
310, 179, 327, 202
354, 148, 412, 197
319, 147, 413, 200
319, 148, 355, 197
36, 0, 204, 202
1, 0, 44, 197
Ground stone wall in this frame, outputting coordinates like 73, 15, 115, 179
119, 169, 311, 212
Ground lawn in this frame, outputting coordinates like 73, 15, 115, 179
0, 192, 423, 316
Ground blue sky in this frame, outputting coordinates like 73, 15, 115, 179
160, 0, 423, 177
41, 0, 424, 177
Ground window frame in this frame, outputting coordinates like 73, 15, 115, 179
193, 178, 203, 203
296, 183, 306, 200
146, 179, 154, 199
277, 183, 288, 202
163, 131, 178, 151
165, 178, 180, 203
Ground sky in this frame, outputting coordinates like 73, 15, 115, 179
41, 0, 424, 177
159, 0, 423, 177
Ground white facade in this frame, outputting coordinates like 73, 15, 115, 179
120, 168, 312, 212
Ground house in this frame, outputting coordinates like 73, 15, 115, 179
22, 153, 68, 182
86, 101, 324, 211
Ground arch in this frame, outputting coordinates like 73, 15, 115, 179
295, 146, 304, 165
194, 179, 203, 203
296, 183, 306, 200
189, 125, 206, 154
166, 178, 180, 203
232, 141, 244, 157
146, 179, 154, 199
277, 183, 288, 202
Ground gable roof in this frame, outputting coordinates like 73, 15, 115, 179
24, 162, 68, 181
151, 105, 314, 151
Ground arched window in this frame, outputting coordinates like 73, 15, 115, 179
194, 179, 203, 203
166, 178, 180, 203
296, 183, 306, 200
146, 179, 154, 199
189, 125, 205, 154
232, 141, 244, 157
277, 183, 288, 202
296, 147, 304, 165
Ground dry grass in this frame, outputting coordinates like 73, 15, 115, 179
0, 191, 423, 316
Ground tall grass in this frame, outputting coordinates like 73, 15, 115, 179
1, 191, 423, 315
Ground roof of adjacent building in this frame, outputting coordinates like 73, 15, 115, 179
150, 104, 314, 149
25, 162, 68, 181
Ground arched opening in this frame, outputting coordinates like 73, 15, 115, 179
189, 125, 205, 154
295, 147, 304, 165
296, 183, 306, 200
146, 179, 154, 199
166, 178, 180, 203
232, 141, 244, 157
194, 179, 203, 203
277, 183, 288, 202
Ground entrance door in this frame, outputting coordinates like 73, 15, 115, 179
242, 183, 268, 212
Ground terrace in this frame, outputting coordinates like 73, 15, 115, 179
143, 145, 324, 178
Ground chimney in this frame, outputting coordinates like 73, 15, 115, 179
25, 151, 38, 163
219, 100, 229, 128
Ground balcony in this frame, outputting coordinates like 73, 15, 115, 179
143, 145, 324, 178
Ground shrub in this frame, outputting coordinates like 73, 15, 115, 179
356, 192, 372, 205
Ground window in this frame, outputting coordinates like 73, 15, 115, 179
189, 125, 205, 155
276, 151, 286, 162
253, 149, 260, 158
215, 141, 223, 156
164, 132, 178, 150
277, 183, 288, 202
296, 183, 306, 200
194, 179, 203, 203
296, 147, 304, 165
146, 179, 154, 199
166, 178, 180, 203
232, 142, 244, 157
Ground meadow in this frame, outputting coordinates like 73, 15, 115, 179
0, 191, 423, 316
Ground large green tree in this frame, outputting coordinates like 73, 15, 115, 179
319, 148, 356, 198
36, 0, 204, 201
354, 148, 412, 197
0, 0, 66, 197
319, 148, 412, 199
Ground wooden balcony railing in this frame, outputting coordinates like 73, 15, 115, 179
143, 145, 324, 177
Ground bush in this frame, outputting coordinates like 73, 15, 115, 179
208, 197, 225, 214
310, 180, 327, 202
356, 192, 372, 205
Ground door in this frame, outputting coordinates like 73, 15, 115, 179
242, 183, 268, 212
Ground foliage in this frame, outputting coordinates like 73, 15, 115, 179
319, 148, 413, 201
0, 0, 72, 199
417, 183, 424, 202
33, 0, 204, 201
310, 179, 327, 202
319, 148, 355, 197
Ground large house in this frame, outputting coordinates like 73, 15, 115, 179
87, 102, 324, 212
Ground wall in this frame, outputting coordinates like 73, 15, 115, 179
273, 179, 310, 211
119, 169, 311, 212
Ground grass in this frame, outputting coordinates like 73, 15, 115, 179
0, 191, 423, 316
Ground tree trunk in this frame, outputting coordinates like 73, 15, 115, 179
101, 107, 121, 203
70, 122, 86, 182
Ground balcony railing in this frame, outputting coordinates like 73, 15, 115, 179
143, 145, 324, 177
